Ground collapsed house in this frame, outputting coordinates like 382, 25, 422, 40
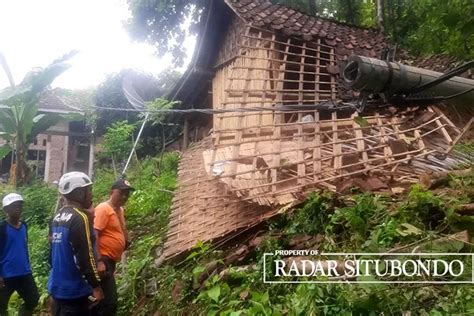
164, 0, 473, 260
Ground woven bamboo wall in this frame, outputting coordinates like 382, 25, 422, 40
212, 27, 338, 132
163, 137, 279, 260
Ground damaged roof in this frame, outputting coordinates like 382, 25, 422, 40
163, 0, 474, 261
171, 0, 389, 108
225, 0, 386, 58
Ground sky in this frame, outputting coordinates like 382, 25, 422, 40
0, 0, 195, 90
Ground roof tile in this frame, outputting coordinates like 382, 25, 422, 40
226, 0, 390, 101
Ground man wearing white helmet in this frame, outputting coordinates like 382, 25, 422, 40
0, 193, 39, 316
47, 172, 103, 315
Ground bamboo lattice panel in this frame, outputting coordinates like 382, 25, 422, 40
207, 107, 472, 206
209, 27, 472, 206
213, 27, 337, 131
163, 138, 278, 260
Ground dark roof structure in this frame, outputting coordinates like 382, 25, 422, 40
38, 88, 85, 114
171, 0, 389, 108
226, 0, 386, 58
170, 0, 234, 106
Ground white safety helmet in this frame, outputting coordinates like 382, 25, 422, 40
58, 172, 93, 195
2, 193, 24, 208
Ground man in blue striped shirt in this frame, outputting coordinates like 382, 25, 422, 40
0, 193, 39, 316
48, 172, 103, 315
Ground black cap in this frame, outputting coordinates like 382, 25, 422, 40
111, 179, 135, 191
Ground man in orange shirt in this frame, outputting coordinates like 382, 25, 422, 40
93, 179, 134, 315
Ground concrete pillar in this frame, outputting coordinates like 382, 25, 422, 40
44, 135, 51, 182
63, 135, 69, 173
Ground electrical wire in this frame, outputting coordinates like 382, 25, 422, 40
404, 60, 474, 94
92, 101, 358, 114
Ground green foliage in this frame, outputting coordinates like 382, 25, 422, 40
399, 184, 447, 229
94, 69, 180, 136
19, 181, 57, 226
114, 153, 180, 315
185, 240, 212, 263
125, 153, 179, 225
94, 68, 181, 157
100, 121, 137, 166
0, 52, 77, 185
127, 0, 204, 66
271, 0, 312, 14
27, 225, 50, 307
91, 168, 117, 204
0, 181, 56, 226
327, 194, 386, 248
117, 233, 160, 314
144, 98, 179, 126
392, 0, 474, 59
286, 192, 333, 235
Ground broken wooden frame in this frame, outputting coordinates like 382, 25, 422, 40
208, 27, 471, 206
164, 26, 472, 260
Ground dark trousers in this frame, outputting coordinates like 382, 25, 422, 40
53, 296, 91, 316
92, 256, 117, 316
0, 274, 39, 316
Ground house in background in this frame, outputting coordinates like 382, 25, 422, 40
0, 88, 94, 183
164, 0, 472, 261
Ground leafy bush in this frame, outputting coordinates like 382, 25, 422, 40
92, 168, 116, 204
117, 233, 160, 314
139, 176, 474, 315
99, 120, 137, 166
20, 181, 57, 226
28, 225, 50, 306
401, 184, 446, 228
125, 153, 178, 226
113, 153, 180, 314
0, 182, 57, 226
286, 192, 333, 235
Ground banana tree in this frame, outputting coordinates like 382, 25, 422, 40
0, 51, 78, 186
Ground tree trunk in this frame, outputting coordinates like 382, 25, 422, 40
111, 155, 117, 178
387, 0, 397, 41
15, 144, 29, 186
345, 0, 356, 25
0, 52, 15, 88
376, 0, 385, 33
308, 0, 317, 16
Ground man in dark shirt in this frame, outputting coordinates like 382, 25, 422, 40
0, 193, 39, 316
48, 172, 104, 316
